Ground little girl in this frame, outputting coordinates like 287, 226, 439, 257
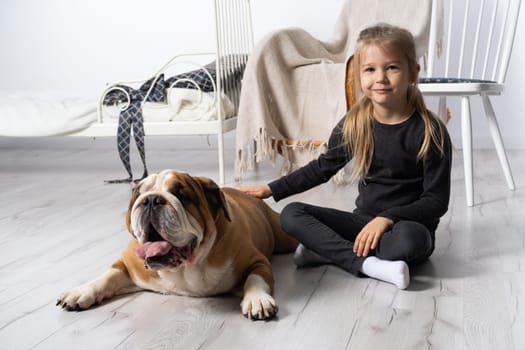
239, 23, 452, 289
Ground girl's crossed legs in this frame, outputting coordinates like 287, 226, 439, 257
280, 202, 435, 289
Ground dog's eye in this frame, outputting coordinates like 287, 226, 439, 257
177, 193, 191, 205
172, 182, 191, 205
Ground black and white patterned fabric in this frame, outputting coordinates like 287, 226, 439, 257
165, 61, 217, 92
103, 75, 167, 183
101, 58, 247, 183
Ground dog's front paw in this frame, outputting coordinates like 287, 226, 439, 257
56, 284, 99, 311
240, 290, 278, 320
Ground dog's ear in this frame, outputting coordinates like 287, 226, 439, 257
125, 184, 142, 233
197, 177, 231, 222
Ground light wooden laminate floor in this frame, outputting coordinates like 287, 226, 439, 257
0, 135, 524, 350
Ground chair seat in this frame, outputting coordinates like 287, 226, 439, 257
419, 77, 495, 83
418, 77, 504, 95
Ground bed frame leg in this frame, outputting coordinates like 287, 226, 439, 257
218, 131, 225, 185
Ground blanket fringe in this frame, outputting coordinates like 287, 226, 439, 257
235, 127, 288, 182
235, 127, 352, 185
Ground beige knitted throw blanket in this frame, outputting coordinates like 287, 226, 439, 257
234, 0, 437, 181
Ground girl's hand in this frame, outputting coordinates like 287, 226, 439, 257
237, 185, 272, 199
353, 216, 394, 257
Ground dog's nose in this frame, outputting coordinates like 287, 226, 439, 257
143, 195, 166, 210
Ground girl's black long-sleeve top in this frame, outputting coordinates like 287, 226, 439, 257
268, 111, 453, 232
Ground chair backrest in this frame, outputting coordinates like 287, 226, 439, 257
426, 0, 521, 84
214, 0, 254, 115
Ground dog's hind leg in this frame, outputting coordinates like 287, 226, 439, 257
264, 205, 298, 254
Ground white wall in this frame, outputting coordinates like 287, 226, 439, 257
1, 0, 524, 148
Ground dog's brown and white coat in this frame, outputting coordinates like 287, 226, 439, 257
57, 170, 297, 319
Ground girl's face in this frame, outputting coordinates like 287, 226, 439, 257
359, 44, 415, 118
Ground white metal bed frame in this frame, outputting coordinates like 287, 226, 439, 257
73, 0, 254, 184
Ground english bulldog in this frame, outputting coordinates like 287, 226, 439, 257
57, 169, 297, 320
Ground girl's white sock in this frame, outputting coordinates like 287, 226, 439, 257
293, 244, 331, 267
360, 256, 410, 289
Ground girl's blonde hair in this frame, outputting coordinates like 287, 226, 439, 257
343, 23, 446, 181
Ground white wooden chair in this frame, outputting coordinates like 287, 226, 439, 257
420, 0, 520, 206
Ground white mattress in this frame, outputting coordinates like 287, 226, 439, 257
0, 91, 98, 137
0, 89, 234, 137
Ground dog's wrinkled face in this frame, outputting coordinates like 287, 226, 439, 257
126, 169, 230, 271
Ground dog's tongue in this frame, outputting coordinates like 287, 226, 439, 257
135, 241, 172, 260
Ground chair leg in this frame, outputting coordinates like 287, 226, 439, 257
438, 96, 447, 122
481, 95, 516, 191
461, 96, 474, 207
